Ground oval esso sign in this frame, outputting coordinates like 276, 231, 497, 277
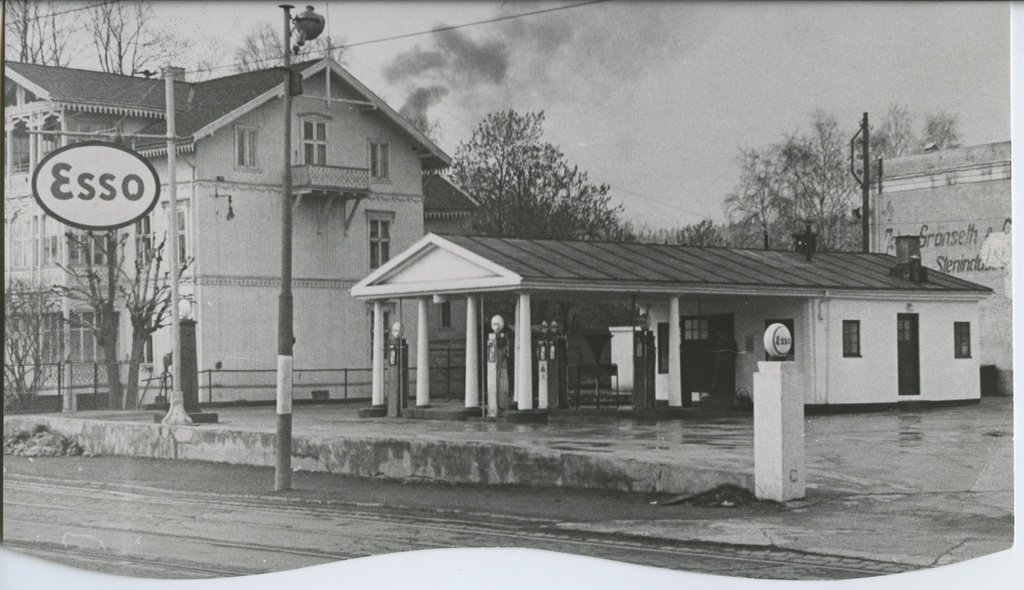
32, 141, 161, 231
763, 323, 793, 358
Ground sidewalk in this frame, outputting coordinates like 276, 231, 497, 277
3, 397, 1013, 568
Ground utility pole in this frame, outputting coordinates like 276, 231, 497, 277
162, 65, 192, 426
850, 112, 871, 253
275, 4, 296, 492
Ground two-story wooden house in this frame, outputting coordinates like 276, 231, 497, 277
4, 58, 450, 403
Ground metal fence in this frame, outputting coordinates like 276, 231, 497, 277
198, 368, 389, 404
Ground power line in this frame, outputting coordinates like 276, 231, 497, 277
196, 0, 610, 75
607, 183, 715, 221
16, 1, 109, 22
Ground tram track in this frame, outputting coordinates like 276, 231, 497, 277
3, 472, 913, 579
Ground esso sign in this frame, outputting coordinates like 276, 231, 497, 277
32, 141, 160, 231
763, 323, 793, 358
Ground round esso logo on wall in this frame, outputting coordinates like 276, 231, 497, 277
32, 141, 161, 231
763, 323, 793, 357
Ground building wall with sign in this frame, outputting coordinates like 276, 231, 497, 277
871, 141, 1011, 394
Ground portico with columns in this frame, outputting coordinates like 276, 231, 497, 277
352, 233, 989, 414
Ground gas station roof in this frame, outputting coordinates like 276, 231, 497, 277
351, 234, 992, 300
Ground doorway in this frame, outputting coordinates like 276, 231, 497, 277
679, 314, 735, 407
897, 313, 920, 396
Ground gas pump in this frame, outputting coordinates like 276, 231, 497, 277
486, 315, 510, 416
537, 322, 551, 409
387, 322, 409, 417
554, 327, 569, 409
632, 313, 656, 409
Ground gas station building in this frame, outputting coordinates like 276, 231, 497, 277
352, 233, 990, 413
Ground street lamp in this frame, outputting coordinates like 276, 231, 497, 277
275, 4, 323, 492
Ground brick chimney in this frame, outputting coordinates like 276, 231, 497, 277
889, 235, 928, 283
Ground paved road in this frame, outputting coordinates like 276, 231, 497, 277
2, 456, 911, 580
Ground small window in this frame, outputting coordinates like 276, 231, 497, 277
135, 216, 153, 263
954, 322, 971, 358
440, 301, 452, 330
369, 141, 390, 180
302, 120, 327, 165
368, 216, 391, 269
842, 320, 860, 357
682, 318, 709, 341
235, 127, 258, 168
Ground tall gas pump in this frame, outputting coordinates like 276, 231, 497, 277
387, 322, 409, 417
632, 313, 656, 409
486, 315, 510, 416
537, 321, 564, 409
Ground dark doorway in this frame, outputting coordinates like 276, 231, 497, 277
680, 314, 735, 407
897, 313, 920, 396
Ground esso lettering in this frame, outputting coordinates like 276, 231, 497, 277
50, 162, 147, 202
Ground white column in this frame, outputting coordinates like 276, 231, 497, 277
416, 297, 430, 407
464, 295, 480, 408
28, 122, 38, 172
668, 296, 683, 407
371, 300, 385, 406
515, 292, 533, 410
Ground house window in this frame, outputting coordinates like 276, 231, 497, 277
11, 125, 30, 173
68, 233, 108, 267
11, 218, 31, 268
842, 320, 861, 357
440, 301, 452, 330
235, 126, 258, 169
175, 207, 189, 263
954, 322, 971, 358
368, 216, 391, 269
42, 313, 65, 363
302, 120, 327, 165
683, 318, 710, 341
69, 311, 98, 363
135, 215, 153, 263
369, 141, 389, 180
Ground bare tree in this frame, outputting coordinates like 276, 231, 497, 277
121, 235, 180, 409
4, 0, 80, 66
85, 0, 177, 76
54, 231, 125, 409
234, 21, 345, 72
724, 147, 789, 249
922, 111, 962, 150
871, 103, 917, 158
4, 280, 61, 410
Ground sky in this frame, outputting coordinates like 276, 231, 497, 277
45, 1, 1013, 229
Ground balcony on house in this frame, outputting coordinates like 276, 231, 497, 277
291, 164, 371, 197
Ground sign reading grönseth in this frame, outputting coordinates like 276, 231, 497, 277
31, 141, 161, 231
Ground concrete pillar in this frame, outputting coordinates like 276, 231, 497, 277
515, 292, 533, 410
753, 361, 806, 502
464, 295, 480, 408
668, 296, 682, 407
371, 301, 385, 407
416, 297, 430, 407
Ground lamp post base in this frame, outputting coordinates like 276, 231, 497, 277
162, 400, 194, 425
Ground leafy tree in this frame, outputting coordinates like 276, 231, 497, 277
451, 110, 623, 240
234, 21, 345, 72
4, 280, 60, 410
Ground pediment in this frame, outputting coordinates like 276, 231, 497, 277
351, 234, 521, 298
